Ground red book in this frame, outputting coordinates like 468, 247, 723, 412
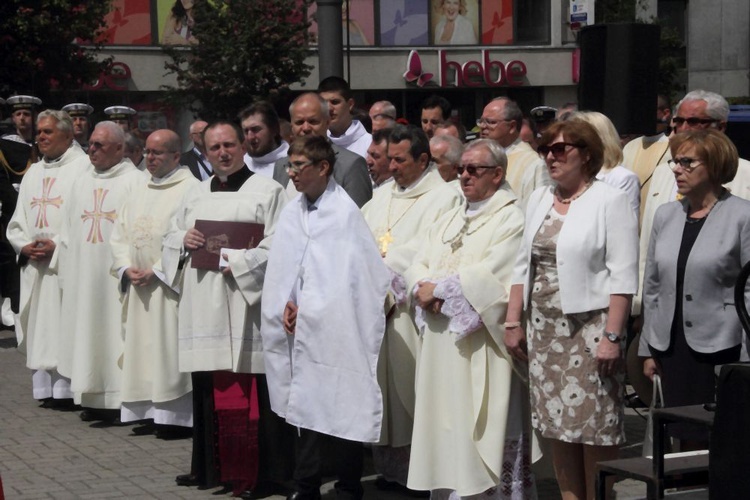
190, 219, 265, 270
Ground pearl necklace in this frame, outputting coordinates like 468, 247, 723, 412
554, 179, 594, 204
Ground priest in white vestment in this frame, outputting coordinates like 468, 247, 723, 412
478, 98, 551, 210
56, 121, 145, 421
163, 121, 289, 495
6, 109, 90, 406
405, 139, 538, 499
240, 101, 289, 177
319, 76, 372, 159
110, 130, 199, 435
261, 135, 389, 500
361, 125, 462, 489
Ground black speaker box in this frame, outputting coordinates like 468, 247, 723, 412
578, 23, 661, 136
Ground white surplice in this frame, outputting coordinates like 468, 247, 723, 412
328, 120, 371, 159
57, 159, 146, 408
244, 141, 289, 178
161, 174, 287, 374
404, 185, 539, 497
261, 179, 390, 443
6, 144, 90, 399
361, 165, 463, 450
110, 166, 199, 425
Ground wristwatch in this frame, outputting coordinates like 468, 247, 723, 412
604, 331, 623, 343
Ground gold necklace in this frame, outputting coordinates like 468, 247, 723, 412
554, 179, 594, 204
377, 196, 418, 255
441, 206, 496, 253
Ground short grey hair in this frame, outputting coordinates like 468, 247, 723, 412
289, 92, 329, 118
373, 100, 397, 119
463, 138, 508, 169
430, 134, 463, 165
94, 121, 126, 144
36, 109, 73, 134
678, 90, 730, 122
490, 97, 523, 127
124, 132, 144, 153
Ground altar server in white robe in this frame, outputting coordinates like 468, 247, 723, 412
261, 135, 390, 500
163, 121, 289, 495
361, 124, 462, 488
405, 139, 538, 499
7, 109, 90, 407
57, 121, 145, 421
240, 101, 289, 177
318, 76, 371, 159
110, 129, 199, 434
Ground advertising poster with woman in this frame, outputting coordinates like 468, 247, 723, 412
431, 0, 478, 45
158, 0, 198, 45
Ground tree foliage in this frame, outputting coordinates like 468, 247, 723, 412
0, 0, 113, 99
163, 0, 315, 121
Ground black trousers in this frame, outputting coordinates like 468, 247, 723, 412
190, 371, 220, 488
294, 428, 363, 499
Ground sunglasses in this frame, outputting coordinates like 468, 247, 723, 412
672, 117, 718, 127
537, 142, 584, 158
457, 165, 498, 176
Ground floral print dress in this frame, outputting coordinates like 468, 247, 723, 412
526, 208, 625, 446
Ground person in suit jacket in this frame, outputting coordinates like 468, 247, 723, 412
273, 92, 372, 208
180, 120, 211, 181
639, 129, 750, 446
504, 120, 638, 500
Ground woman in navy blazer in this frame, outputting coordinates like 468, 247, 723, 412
639, 129, 750, 445
504, 120, 638, 500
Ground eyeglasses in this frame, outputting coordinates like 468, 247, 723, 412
89, 141, 110, 150
672, 116, 719, 127
144, 149, 175, 156
476, 118, 512, 128
457, 165, 498, 176
668, 157, 703, 173
537, 142, 584, 158
285, 159, 319, 175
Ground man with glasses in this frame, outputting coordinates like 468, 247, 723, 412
163, 121, 289, 496
111, 129, 198, 438
7, 109, 90, 409
478, 97, 550, 210
262, 135, 390, 500
633, 89, 750, 321
405, 139, 536, 498
361, 125, 462, 493
56, 121, 145, 423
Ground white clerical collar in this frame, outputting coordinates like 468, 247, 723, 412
150, 166, 182, 184
398, 167, 430, 192
466, 197, 491, 216
328, 120, 366, 146
248, 141, 289, 165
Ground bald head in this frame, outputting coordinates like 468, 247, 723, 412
189, 120, 209, 152
145, 129, 182, 178
289, 93, 330, 138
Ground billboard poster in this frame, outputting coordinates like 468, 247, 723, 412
99, 0, 152, 45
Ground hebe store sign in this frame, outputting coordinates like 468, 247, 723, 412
403, 50, 527, 88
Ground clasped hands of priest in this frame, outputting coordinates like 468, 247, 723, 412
414, 281, 444, 314
21, 238, 55, 262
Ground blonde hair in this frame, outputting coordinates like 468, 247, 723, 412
569, 111, 623, 172
440, 0, 467, 16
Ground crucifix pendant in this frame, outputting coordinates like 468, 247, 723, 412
378, 231, 394, 256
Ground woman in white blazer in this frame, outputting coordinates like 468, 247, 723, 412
504, 120, 639, 500
639, 129, 750, 446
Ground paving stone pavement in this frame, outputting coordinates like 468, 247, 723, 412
1, 328, 657, 499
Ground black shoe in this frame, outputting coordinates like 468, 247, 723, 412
79, 409, 98, 422
155, 424, 192, 440
51, 398, 79, 411
373, 477, 428, 498
175, 473, 200, 487
212, 483, 232, 495
131, 423, 156, 436
39, 398, 55, 409
237, 489, 254, 499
